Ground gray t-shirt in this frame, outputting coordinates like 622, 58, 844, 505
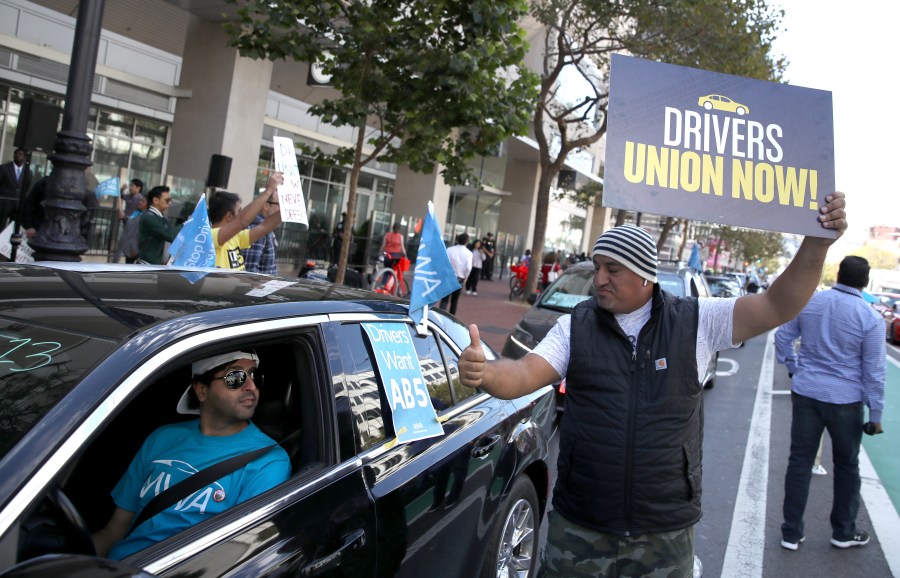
531, 297, 739, 378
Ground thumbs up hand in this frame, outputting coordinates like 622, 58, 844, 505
459, 324, 486, 388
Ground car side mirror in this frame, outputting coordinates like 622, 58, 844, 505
527, 293, 537, 305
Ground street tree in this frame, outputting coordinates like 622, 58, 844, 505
525, 0, 786, 297
225, 0, 538, 284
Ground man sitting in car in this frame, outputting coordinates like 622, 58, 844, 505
92, 351, 291, 559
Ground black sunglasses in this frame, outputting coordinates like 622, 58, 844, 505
212, 368, 261, 389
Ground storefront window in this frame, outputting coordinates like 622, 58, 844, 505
134, 119, 167, 147
97, 111, 133, 139
0, 84, 169, 188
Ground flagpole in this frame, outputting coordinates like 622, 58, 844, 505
415, 304, 429, 335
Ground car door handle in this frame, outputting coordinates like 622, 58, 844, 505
472, 434, 502, 458
299, 528, 366, 576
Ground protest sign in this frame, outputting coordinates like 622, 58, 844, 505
0, 222, 34, 263
272, 136, 309, 226
604, 54, 835, 237
362, 322, 443, 444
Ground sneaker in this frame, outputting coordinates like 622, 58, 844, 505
472, 291, 478, 296
781, 536, 805, 550
831, 530, 869, 548
811, 464, 828, 475
465, 290, 472, 295
693, 555, 703, 578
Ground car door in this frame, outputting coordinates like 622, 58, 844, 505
322, 319, 515, 577
0, 319, 378, 578
141, 326, 378, 578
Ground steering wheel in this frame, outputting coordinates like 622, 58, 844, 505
45, 485, 96, 556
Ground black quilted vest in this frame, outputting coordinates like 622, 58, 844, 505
553, 286, 703, 535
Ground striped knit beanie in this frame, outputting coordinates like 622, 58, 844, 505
591, 225, 658, 283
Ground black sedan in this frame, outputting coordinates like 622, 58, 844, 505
0, 263, 556, 577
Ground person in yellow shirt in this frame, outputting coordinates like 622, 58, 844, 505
208, 172, 283, 270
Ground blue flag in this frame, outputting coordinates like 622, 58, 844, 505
408, 201, 460, 325
95, 176, 120, 198
169, 195, 215, 268
688, 243, 703, 272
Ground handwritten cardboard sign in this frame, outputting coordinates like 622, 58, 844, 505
273, 136, 310, 226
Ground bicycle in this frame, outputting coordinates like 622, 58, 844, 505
371, 253, 410, 298
509, 263, 528, 300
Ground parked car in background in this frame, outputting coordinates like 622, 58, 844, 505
705, 274, 745, 298
870, 292, 900, 317
885, 303, 900, 345
502, 261, 720, 411
0, 263, 556, 578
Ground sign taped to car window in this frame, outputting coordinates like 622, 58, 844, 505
604, 54, 835, 238
362, 322, 443, 444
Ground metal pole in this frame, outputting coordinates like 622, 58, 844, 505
29, 0, 105, 261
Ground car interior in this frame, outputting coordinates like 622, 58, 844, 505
11, 333, 327, 566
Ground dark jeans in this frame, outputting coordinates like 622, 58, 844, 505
465, 268, 481, 292
439, 284, 464, 315
782, 392, 864, 542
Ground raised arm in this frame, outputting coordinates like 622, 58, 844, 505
216, 172, 283, 246
458, 325, 560, 399
732, 191, 847, 344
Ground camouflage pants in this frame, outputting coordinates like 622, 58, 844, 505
538, 510, 694, 578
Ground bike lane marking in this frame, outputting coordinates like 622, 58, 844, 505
720, 331, 774, 578
860, 355, 900, 576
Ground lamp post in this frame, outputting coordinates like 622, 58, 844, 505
28, 0, 105, 261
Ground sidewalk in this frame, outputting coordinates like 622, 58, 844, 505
443, 271, 532, 353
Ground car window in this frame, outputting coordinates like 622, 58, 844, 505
411, 332, 454, 411
330, 323, 387, 454
658, 273, 685, 297
0, 321, 117, 459
26, 336, 319, 565
332, 321, 476, 454
438, 338, 476, 405
539, 268, 594, 311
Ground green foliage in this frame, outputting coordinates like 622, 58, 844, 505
851, 245, 899, 271
520, 0, 786, 298
225, 0, 538, 186
553, 181, 603, 210
712, 224, 784, 266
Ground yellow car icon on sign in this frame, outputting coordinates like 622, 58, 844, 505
698, 94, 749, 116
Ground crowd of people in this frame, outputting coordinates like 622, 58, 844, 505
7, 169, 286, 272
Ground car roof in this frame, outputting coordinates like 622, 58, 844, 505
0, 263, 407, 342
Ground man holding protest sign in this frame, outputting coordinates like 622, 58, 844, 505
208, 172, 283, 270
458, 193, 846, 577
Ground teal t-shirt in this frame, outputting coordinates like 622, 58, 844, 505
109, 420, 290, 560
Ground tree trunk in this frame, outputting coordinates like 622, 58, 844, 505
524, 167, 556, 299
656, 216, 676, 251
677, 219, 690, 260
335, 124, 367, 286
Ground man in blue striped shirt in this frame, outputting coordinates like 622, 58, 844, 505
775, 255, 885, 551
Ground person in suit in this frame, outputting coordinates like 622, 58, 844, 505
139, 186, 180, 264
0, 148, 31, 229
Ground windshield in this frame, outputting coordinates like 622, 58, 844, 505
0, 321, 115, 459
658, 273, 685, 297
707, 278, 743, 298
538, 267, 594, 311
